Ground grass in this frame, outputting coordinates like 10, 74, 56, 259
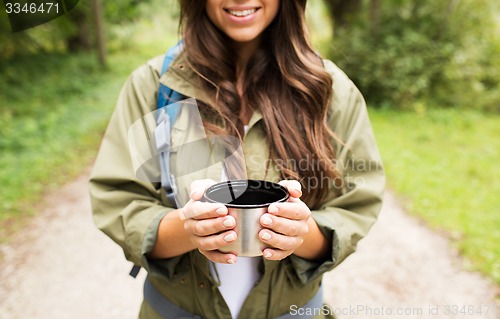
369, 107, 500, 284
0, 53, 128, 235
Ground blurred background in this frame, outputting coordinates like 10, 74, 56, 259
0, 0, 499, 317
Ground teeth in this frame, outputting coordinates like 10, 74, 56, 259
228, 9, 256, 17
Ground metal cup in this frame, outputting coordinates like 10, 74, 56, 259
203, 180, 289, 257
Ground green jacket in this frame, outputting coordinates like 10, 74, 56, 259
89, 51, 385, 319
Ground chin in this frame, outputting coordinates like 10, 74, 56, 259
227, 31, 260, 44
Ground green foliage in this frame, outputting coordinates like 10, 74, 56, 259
104, 0, 152, 24
0, 2, 86, 57
370, 108, 500, 283
0, 0, 153, 59
106, 0, 180, 54
330, 0, 500, 111
0, 0, 179, 230
0, 53, 115, 220
0, 54, 99, 116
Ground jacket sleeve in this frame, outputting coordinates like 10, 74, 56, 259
288, 60, 385, 284
89, 56, 183, 277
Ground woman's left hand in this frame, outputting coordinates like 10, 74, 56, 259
259, 180, 311, 260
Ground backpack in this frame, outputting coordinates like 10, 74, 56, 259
129, 42, 184, 278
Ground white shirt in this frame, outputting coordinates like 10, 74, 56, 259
213, 257, 261, 318
213, 125, 261, 318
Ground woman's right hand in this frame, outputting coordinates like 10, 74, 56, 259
181, 179, 238, 264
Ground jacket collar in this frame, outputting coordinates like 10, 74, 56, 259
159, 50, 212, 104
159, 50, 263, 130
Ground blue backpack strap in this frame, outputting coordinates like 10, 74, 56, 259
156, 41, 185, 209
157, 41, 185, 127
129, 43, 185, 279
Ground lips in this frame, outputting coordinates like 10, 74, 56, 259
224, 7, 260, 18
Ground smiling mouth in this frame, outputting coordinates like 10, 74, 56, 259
225, 8, 259, 17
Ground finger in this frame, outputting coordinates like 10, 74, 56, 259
189, 179, 217, 201
259, 229, 304, 251
199, 250, 237, 264
191, 230, 238, 251
260, 213, 308, 237
278, 180, 302, 198
180, 200, 227, 220
262, 247, 294, 261
267, 202, 311, 221
185, 216, 236, 237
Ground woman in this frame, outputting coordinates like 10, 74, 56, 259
89, 0, 385, 318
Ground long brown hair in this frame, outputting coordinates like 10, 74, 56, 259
178, 0, 341, 208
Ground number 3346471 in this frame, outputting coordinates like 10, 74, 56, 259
5, 2, 59, 14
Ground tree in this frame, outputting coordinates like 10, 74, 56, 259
65, 3, 92, 52
322, 0, 362, 28
0, 0, 150, 59
92, 0, 106, 68
369, 0, 381, 34
327, 0, 500, 111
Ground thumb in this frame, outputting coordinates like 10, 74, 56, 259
278, 180, 302, 198
189, 179, 217, 201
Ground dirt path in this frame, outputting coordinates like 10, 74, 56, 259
0, 170, 498, 319
322, 194, 499, 319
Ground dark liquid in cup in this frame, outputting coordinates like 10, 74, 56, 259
204, 180, 289, 208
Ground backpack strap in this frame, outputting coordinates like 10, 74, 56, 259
156, 41, 185, 209
129, 42, 185, 279
157, 41, 185, 126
